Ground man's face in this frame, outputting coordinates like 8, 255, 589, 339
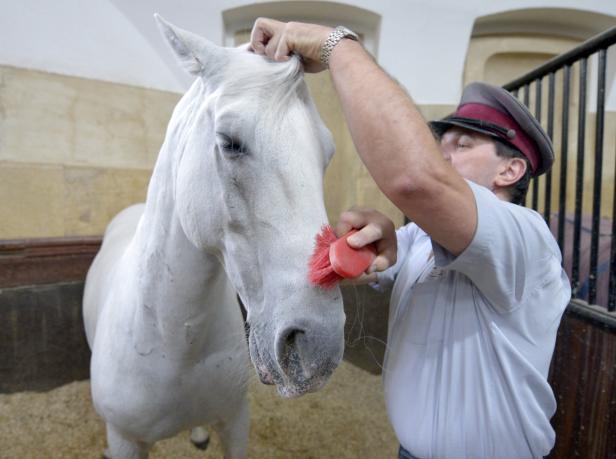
438, 127, 508, 190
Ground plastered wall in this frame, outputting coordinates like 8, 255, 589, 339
3, 30, 613, 239
0, 61, 406, 240
0, 65, 179, 238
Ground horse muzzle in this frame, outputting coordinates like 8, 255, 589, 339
248, 318, 344, 398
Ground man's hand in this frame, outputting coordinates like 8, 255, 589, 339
249, 18, 333, 72
335, 207, 397, 275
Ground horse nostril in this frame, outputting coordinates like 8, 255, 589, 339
273, 320, 343, 389
280, 328, 304, 357
275, 327, 307, 377
284, 329, 301, 347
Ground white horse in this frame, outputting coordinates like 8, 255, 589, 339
83, 15, 345, 459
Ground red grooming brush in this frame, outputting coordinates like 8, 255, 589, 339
308, 225, 377, 288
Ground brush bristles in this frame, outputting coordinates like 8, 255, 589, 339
308, 225, 343, 288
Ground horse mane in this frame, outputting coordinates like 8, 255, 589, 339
223, 51, 304, 107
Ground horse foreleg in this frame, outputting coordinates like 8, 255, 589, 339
105, 423, 150, 459
215, 398, 250, 459
190, 425, 210, 450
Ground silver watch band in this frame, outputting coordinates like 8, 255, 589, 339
320, 26, 358, 67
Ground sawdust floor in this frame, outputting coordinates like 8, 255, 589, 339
0, 361, 397, 458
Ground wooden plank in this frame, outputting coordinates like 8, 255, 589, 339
0, 282, 90, 393
548, 311, 616, 458
0, 237, 101, 288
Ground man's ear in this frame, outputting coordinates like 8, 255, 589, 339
495, 157, 528, 189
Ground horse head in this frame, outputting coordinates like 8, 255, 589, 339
155, 16, 345, 397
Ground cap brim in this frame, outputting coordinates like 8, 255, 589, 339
428, 119, 503, 141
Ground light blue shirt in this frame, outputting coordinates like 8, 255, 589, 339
376, 181, 570, 459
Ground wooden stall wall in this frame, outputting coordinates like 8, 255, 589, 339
0, 238, 100, 392
548, 306, 616, 458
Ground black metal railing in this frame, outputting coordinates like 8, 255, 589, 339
504, 26, 616, 314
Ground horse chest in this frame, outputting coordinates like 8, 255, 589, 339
91, 334, 249, 439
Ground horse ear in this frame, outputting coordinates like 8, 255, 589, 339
154, 14, 226, 76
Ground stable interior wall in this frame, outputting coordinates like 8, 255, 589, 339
4, 29, 613, 240
0, 65, 179, 239
0, 59, 406, 240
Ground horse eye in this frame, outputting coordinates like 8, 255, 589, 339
216, 132, 248, 157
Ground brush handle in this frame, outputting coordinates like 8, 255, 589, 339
329, 229, 377, 278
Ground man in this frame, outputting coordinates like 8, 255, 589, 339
250, 19, 570, 459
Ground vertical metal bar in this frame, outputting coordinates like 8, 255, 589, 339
532, 79, 541, 211
544, 73, 555, 225
557, 65, 571, 254
589, 49, 607, 306
572, 57, 588, 297
610, 115, 616, 310
524, 84, 531, 208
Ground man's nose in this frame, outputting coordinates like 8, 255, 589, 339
440, 145, 452, 162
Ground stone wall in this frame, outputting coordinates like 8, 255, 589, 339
0, 64, 408, 239
4, 47, 612, 240
0, 65, 179, 238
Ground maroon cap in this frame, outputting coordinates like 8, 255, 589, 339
429, 82, 554, 176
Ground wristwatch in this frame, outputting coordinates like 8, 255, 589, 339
320, 26, 359, 67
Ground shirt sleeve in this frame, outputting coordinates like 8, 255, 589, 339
372, 223, 418, 292
432, 180, 562, 312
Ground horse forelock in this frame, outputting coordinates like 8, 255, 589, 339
223, 53, 331, 153
222, 52, 303, 105
166, 53, 303, 137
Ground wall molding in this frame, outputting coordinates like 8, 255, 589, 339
222, 1, 381, 55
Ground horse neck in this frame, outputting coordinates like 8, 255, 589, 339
127, 129, 229, 350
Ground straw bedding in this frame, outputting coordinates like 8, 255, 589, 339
0, 361, 396, 458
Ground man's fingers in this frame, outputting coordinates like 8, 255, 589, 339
274, 35, 291, 61
333, 208, 396, 273
368, 255, 392, 274
368, 238, 397, 272
347, 224, 383, 248
334, 221, 353, 238
337, 209, 365, 227
250, 18, 280, 53
375, 239, 397, 266
264, 34, 280, 59
249, 26, 268, 53
334, 209, 364, 237
248, 29, 266, 53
